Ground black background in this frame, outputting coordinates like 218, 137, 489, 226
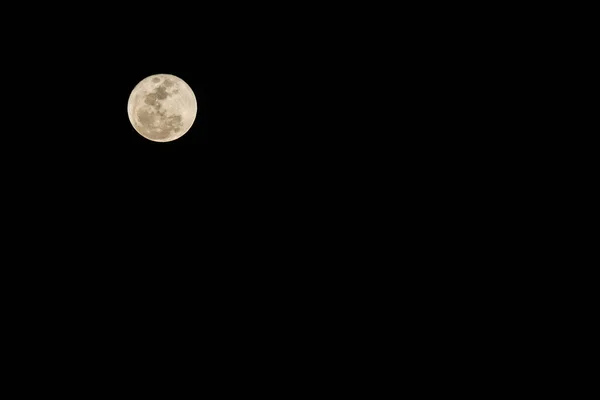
0, 6, 466, 378
1, 8, 385, 357
3, 6, 379, 272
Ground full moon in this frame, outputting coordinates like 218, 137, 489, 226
127, 74, 197, 142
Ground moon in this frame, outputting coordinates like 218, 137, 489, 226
127, 74, 197, 142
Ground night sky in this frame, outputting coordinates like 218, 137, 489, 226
2, 7, 400, 377
3, 5, 369, 268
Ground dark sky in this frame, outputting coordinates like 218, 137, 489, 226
3, 7, 399, 358
4, 6, 372, 268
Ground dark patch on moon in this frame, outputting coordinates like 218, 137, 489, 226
137, 104, 184, 140
137, 108, 155, 127
152, 77, 160, 83
167, 115, 182, 128
158, 114, 183, 137
155, 85, 169, 100
144, 83, 172, 110
144, 93, 158, 106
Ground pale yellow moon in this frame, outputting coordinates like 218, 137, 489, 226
127, 74, 197, 142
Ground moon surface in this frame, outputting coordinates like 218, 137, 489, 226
127, 74, 197, 142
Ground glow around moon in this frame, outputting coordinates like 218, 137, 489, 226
127, 74, 197, 142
